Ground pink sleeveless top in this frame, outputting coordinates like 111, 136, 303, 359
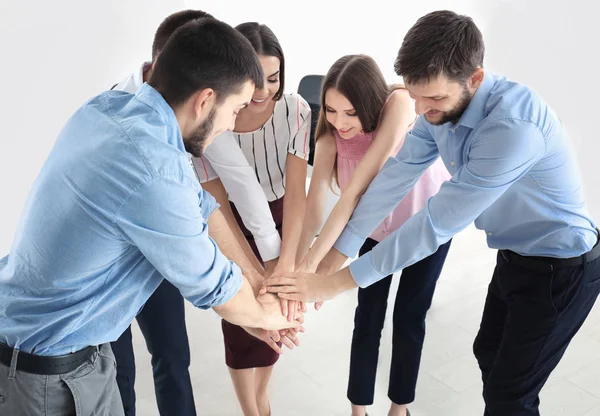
335, 126, 450, 242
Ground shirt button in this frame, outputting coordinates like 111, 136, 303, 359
488, 232, 493, 236
451, 161, 456, 166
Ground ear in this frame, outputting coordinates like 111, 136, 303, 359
192, 88, 216, 120
469, 67, 485, 90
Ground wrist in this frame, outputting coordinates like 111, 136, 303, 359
330, 267, 357, 296
247, 273, 264, 295
276, 254, 296, 272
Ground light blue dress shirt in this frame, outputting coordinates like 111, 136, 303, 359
0, 84, 242, 356
334, 73, 597, 288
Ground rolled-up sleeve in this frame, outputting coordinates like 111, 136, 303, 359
115, 174, 242, 308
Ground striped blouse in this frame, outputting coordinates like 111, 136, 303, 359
195, 93, 311, 201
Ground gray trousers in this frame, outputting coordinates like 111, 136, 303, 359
0, 343, 124, 416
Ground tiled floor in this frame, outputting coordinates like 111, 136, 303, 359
132, 224, 600, 415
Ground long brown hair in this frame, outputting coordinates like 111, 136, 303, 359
235, 22, 285, 101
315, 54, 404, 187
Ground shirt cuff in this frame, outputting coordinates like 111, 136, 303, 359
204, 262, 243, 308
348, 251, 386, 288
333, 228, 366, 259
254, 232, 282, 262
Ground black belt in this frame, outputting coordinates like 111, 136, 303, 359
0, 343, 97, 375
500, 232, 600, 273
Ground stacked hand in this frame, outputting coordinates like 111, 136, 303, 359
244, 291, 304, 354
295, 259, 324, 311
262, 270, 341, 304
267, 265, 307, 321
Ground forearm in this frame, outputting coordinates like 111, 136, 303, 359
316, 247, 349, 275
279, 189, 307, 270
213, 277, 266, 327
295, 202, 324, 266
208, 209, 263, 291
305, 193, 359, 270
220, 203, 265, 275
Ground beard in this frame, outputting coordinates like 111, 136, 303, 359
429, 87, 473, 126
183, 107, 216, 157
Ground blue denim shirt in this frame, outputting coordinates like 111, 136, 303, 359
0, 84, 242, 355
334, 73, 597, 287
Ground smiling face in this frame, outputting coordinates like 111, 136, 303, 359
245, 55, 281, 114
324, 87, 363, 140
405, 69, 484, 126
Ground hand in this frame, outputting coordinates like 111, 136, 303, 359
256, 291, 304, 331
271, 263, 299, 322
263, 271, 342, 303
243, 327, 285, 354
278, 326, 304, 349
296, 258, 322, 310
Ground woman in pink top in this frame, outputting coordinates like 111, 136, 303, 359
296, 55, 451, 416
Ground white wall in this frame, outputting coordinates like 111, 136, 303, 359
190, 0, 599, 220
0, 0, 186, 253
1, 1, 598, 253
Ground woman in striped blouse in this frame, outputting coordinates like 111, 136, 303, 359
194, 22, 311, 416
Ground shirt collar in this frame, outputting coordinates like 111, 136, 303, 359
134, 83, 187, 154
456, 71, 495, 129
131, 61, 152, 91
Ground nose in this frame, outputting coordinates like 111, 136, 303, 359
255, 83, 269, 98
413, 98, 430, 116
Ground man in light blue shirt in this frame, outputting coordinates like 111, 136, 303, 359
0, 19, 298, 416
265, 10, 600, 416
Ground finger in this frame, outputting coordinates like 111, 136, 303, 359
315, 301, 323, 311
258, 286, 268, 295
277, 292, 303, 301
266, 337, 283, 354
289, 301, 297, 321
264, 276, 297, 286
269, 330, 281, 342
280, 299, 288, 317
267, 285, 299, 294
280, 335, 295, 350
286, 332, 301, 347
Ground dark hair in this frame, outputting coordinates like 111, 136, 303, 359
151, 9, 214, 60
394, 10, 484, 85
235, 22, 285, 101
316, 55, 403, 188
148, 19, 264, 108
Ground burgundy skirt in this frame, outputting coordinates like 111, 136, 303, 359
221, 197, 284, 369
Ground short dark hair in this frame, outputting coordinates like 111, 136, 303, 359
394, 10, 485, 85
148, 19, 264, 108
151, 9, 214, 60
235, 22, 285, 101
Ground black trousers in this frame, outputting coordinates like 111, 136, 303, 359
111, 279, 195, 416
347, 238, 452, 405
474, 246, 600, 415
